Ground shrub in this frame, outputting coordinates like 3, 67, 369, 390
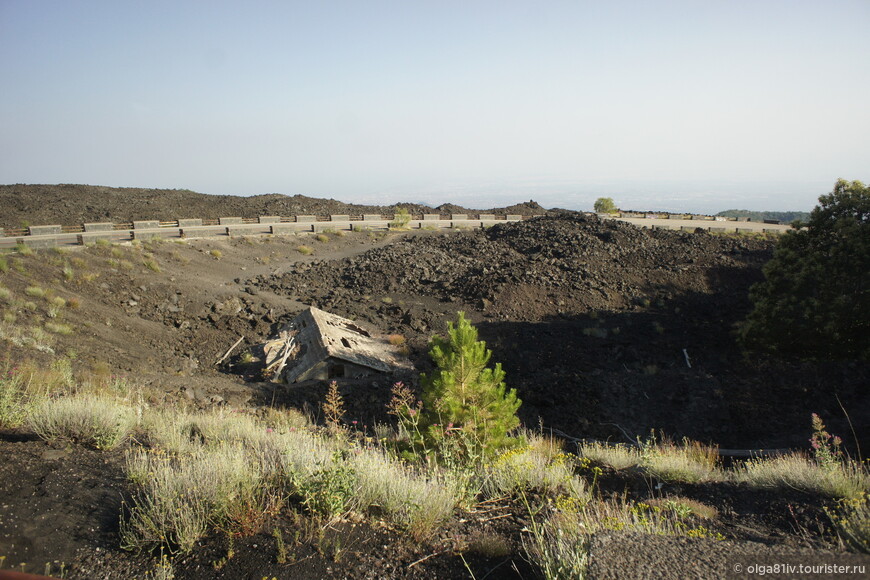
351, 448, 458, 540
809, 413, 843, 470
294, 459, 357, 517
47, 296, 66, 318
25, 286, 46, 298
740, 179, 870, 359
209, 249, 223, 259
45, 322, 73, 335
297, 245, 314, 255
28, 394, 137, 449
277, 431, 356, 517
485, 434, 586, 498
647, 496, 719, 520
15, 243, 34, 256
524, 510, 591, 580
593, 197, 617, 213
315, 234, 329, 243
143, 258, 161, 272
122, 443, 269, 552
525, 495, 724, 577
0, 256, 8, 273
0, 368, 30, 428
0, 287, 11, 302
321, 380, 345, 430
388, 334, 410, 355
829, 496, 870, 554
389, 208, 412, 230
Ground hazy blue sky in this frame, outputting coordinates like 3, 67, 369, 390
1, 1, 868, 212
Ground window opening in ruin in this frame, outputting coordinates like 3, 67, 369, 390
341, 337, 352, 349
342, 322, 370, 336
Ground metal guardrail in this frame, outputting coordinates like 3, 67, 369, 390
0, 212, 786, 250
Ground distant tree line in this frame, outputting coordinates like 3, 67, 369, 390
716, 209, 810, 223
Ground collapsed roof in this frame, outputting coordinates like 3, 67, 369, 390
260, 306, 412, 383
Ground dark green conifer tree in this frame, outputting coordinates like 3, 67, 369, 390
420, 312, 522, 456
740, 179, 869, 360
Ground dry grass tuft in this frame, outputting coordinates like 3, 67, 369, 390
143, 257, 161, 272
578, 441, 641, 470
737, 453, 869, 500
28, 394, 138, 449
25, 286, 46, 298
639, 435, 720, 483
